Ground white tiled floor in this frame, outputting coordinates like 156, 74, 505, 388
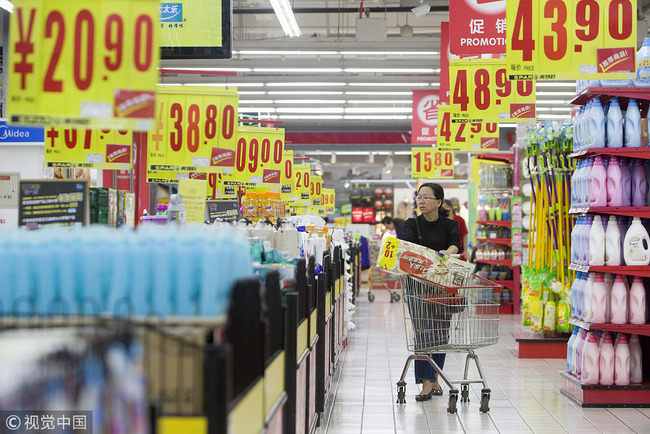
324, 288, 650, 433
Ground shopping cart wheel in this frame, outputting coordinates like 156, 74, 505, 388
479, 388, 491, 413
391, 292, 401, 302
396, 381, 406, 404
447, 390, 458, 414
461, 384, 470, 403
368, 292, 375, 302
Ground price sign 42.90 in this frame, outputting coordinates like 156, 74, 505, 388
437, 105, 500, 151
507, 0, 636, 80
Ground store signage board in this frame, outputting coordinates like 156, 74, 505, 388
411, 148, 455, 179
45, 128, 132, 170
178, 178, 207, 224
0, 173, 20, 209
436, 105, 499, 151
0, 121, 44, 145
229, 127, 284, 186
8, 0, 159, 130
205, 200, 238, 222
281, 150, 295, 201
293, 164, 311, 201
18, 179, 89, 228
147, 87, 239, 174
412, 90, 440, 145
449, 59, 535, 123
321, 188, 336, 214
506, 0, 637, 80
449, 0, 507, 55
160, 0, 232, 60
309, 175, 323, 206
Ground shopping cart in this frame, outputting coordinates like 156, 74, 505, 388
396, 267, 501, 414
368, 237, 401, 302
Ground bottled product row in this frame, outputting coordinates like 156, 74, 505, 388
477, 193, 511, 221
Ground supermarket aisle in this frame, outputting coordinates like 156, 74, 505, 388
324, 289, 650, 434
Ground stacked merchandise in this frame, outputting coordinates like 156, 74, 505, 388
89, 187, 135, 228
521, 122, 575, 333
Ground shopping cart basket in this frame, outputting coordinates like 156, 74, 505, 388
368, 237, 401, 302
396, 269, 501, 414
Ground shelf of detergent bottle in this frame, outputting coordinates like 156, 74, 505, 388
570, 87, 650, 110
475, 238, 511, 246
569, 317, 650, 337
475, 259, 513, 268
476, 220, 511, 228
569, 206, 650, 218
569, 147, 650, 161
569, 263, 650, 278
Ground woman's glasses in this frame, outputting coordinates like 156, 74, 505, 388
415, 196, 438, 202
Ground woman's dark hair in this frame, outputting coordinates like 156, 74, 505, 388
382, 216, 405, 227
418, 182, 450, 218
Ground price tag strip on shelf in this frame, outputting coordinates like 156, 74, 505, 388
506, 0, 637, 80
147, 87, 238, 174
8, 0, 159, 130
437, 105, 500, 151
226, 126, 285, 186
411, 148, 455, 179
449, 59, 535, 123
45, 128, 132, 170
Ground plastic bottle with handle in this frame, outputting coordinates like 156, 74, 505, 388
629, 334, 643, 384
614, 334, 631, 385
599, 333, 615, 385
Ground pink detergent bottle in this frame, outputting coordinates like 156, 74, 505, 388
620, 157, 632, 207
629, 335, 643, 384
629, 276, 647, 325
590, 155, 608, 207
590, 273, 607, 323
606, 156, 623, 207
614, 334, 631, 385
610, 275, 628, 324
631, 159, 648, 207
576, 329, 588, 378
582, 332, 600, 384
599, 333, 615, 385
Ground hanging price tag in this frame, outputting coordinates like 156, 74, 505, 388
322, 188, 336, 213
293, 164, 311, 202
506, 0, 636, 80
45, 128, 132, 169
437, 105, 500, 151
8, 0, 159, 130
309, 175, 322, 206
230, 126, 285, 186
411, 148, 455, 179
281, 150, 294, 201
147, 87, 239, 173
449, 59, 535, 123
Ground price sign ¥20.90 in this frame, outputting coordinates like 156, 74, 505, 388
449, 59, 535, 123
8, 0, 159, 130
45, 128, 132, 170
411, 148, 455, 179
506, 0, 637, 80
437, 105, 499, 152
148, 87, 239, 174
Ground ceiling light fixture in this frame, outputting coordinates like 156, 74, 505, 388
276, 107, 344, 114
348, 82, 429, 87
0, 0, 13, 12
268, 91, 345, 95
345, 91, 412, 96
267, 82, 346, 87
411, 1, 431, 17
269, 0, 302, 37
343, 68, 437, 73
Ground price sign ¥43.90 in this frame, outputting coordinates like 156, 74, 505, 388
45, 128, 132, 170
8, 0, 159, 130
437, 105, 499, 152
506, 0, 637, 80
411, 148, 455, 179
449, 59, 535, 123
147, 87, 239, 174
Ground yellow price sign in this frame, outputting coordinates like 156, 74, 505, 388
507, 0, 636, 80
309, 175, 323, 206
148, 87, 239, 173
281, 150, 294, 201
449, 59, 535, 123
293, 164, 311, 201
178, 179, 207, 224
411, 148, 455, 179
437, 105, 499, 151
231, 127, 285, 186
322, 188, 336, 214
8, 0, 159, 130
45, 128, 132, 169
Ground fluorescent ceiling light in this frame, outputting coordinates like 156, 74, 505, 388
269, 0, 301, 37
254, 67, 343, 73
535, 99, 567, 104
238, 91, 267, 95
536, 82, 577, 87
343, 68, 438, 73
346, 100, 412, 104
238, 99, 274, 104
538, 114, 568, 119
499, 124, 516, 128
348, 82, 429, 87
536, 91, 576, 96
411, 3, 431, 17
156, 83, 184, 86
346, 91, 412, 96
268, 91, 344, 95
279, 115, 343, 120
276, 107, 344, 113
0, 0, 13, 12
536, 107, 551, 111
159, 67, 252, 72
344, 115, 410, 120
236, 50, 338, 55
345, 107, 412, 113
184, 82, 265, 87
551, 107, 572, 111
343, 51, 438, 56
238, 107, 276, 113
274, 99, 347, 104
234, 50, 437, 56
267, 82, 346, 87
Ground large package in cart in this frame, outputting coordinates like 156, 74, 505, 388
377, 236, 472, 286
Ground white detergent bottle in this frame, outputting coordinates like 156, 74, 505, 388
629, 276, 647, 325
605, 215, 622, 266
590, 273, 608, 324
617, 216, 630, 265
584, 272, 595, 322
591, 98, 606, 148
610, 275, 628, 324
589, 215, 606, 266
623, 217, 650, 266
632, 158, 648, 207
567, 327, 580, 373
582, 332, 600, 385
572, 329, 583, 376
599, 333, 616, 385
635, 38, 650, 86
590, 156, 607, 207
571, 272, 582, 318
606, 97, 624, 147
629, 335, 643, 383
620, 157, 632, 207
571, 161, 582, 207
606, 156, 623, 207
571, 217, 580, 264
614, 334, 631, 385
625, 99, 642, 147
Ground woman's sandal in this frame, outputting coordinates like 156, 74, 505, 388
415, 387, 443, 401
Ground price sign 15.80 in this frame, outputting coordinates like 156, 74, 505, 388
411, 148, 454, 179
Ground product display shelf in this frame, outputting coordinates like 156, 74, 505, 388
569, 317, 650, 338
569, 147, 650, 160
474, 259, 513, 268
569, 262, 650, 279
476, 220, 512, 228
561, 372, 650, 408
475, 238, 511, 246
570, 87, 650, 115
569, 206, 650, 218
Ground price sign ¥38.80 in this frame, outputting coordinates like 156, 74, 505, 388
45, 128, 132, 170
507, 0, 637, 80
148, 87, 239, 174
449, 59, 535, 123
411, 148, 455, 179
437, 105, 499, 152
8, 0, 159, 130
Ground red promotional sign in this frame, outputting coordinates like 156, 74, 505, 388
440, 22, 451, 104
597, 48, 636, 73
449, 0, 507, 56
114, 90, 156, 120
411, 90, 440, 145
263, 169, 281, 184
105, 144, 131, 164
211, 147, 236, 167
510, 103, 536, 119
481, 137, 499, 149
